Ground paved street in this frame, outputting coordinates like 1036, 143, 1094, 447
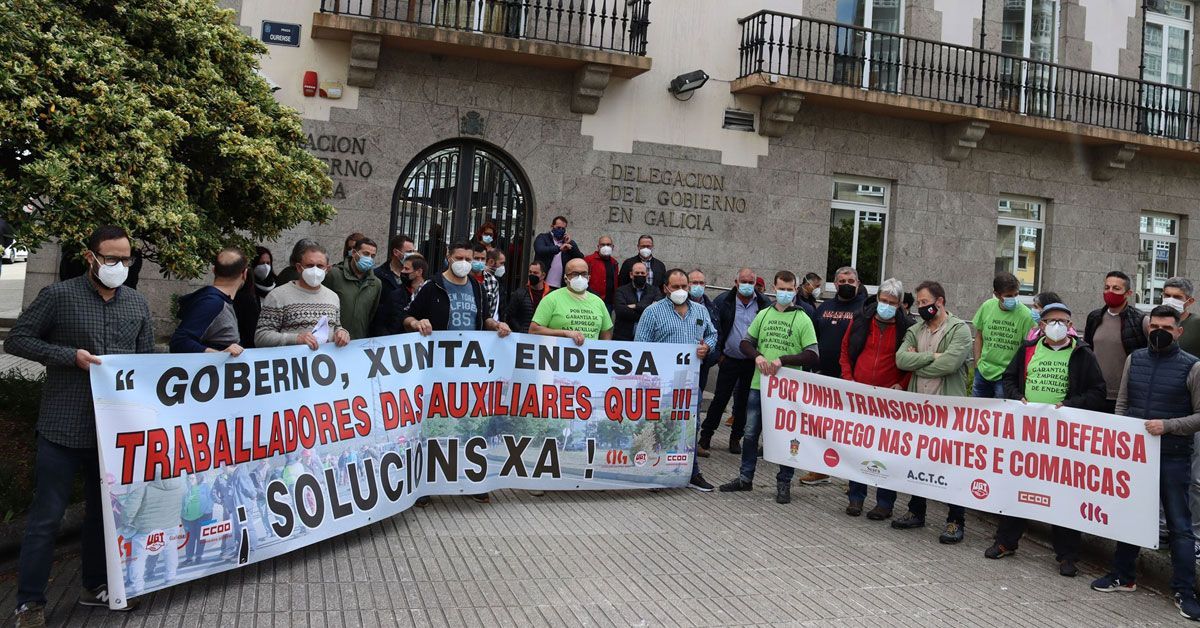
0, 418, 1186, 627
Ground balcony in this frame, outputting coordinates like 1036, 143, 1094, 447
313, 0, 652, 114
732, 11, 1200, 178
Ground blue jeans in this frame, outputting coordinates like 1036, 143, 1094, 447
738, 390, 796, 484
848, 482, 896, 509
17, 437, 107, 607
972, 370, 1005, 398
1113, 450, 1196, 593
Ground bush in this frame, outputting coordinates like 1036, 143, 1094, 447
0, 368, 42, 521
0, 368, 43, 425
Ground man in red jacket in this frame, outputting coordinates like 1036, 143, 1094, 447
585, 235, 619, 310
839, 278, 912, 519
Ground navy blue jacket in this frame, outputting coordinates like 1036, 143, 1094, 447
170, 286, 239, 353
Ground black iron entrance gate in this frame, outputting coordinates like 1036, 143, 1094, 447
390, 140, 534, 293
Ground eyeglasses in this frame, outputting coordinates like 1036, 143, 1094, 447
565, 271, 590, 279
94, 253, 134, 268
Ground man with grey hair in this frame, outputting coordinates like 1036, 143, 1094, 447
256, 240, 351, 349
803, 266, 866, 485
839, 278, 912, 518
1162, 276, 1200, 558
275, 237, 321, 285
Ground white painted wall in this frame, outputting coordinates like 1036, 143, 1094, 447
580, 0, 800, 168
935, 0, 981, 47
1079, 0, 1136, 75
237, 0, 361, 121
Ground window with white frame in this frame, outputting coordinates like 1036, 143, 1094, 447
1137, 213, 1181, 306
996, 196, 1045, 296
828, 178, 890, 288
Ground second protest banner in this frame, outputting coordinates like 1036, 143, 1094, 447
761, 370, 1158, 548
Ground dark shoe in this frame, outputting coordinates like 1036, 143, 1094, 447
414, 496, 432, 507
718, 478, 753, 492
984, 542, 1015, 559
698, 437, 711, 451
1058, 559, 1078, 577
866, 505, 893, 520
1091, 573, 1137, 592
13, 602, 45, 628
776, 482, 791, 504
79, 585, 139, 610
845, 500, 863, 517
689, 474, 715, 492
728, 440, 742, 454
890, 511, 926, 529
696, 447, 711, 458
938, 521, 964, 544
799, 472, 830, 485
1176, 592, 1200, 621
471, 493, 491, 503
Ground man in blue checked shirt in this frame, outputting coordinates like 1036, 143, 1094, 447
635, 268, 718, 491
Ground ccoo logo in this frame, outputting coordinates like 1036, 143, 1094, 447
970, 478, 990, 499
823, 448, 840, 467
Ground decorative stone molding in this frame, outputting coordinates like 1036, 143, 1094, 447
460, 111, 486, 136
758, 92, 805, 138
942, 120, 989, 162
1090, 143, 1139, 181
570, 63, 613, 114
347, 33, 382, 88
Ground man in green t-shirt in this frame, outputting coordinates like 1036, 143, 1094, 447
972, 272, 1035, 398
718, 270, 819, 505
988, 301, 1106, 577
530, 257, 613, 344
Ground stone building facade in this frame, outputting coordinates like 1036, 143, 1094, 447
22, 0, 1200, 330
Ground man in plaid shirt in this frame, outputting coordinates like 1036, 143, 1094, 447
9, 226, 154, 625
635, 268, 718, 492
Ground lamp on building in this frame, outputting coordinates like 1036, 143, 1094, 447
668, 70, 709, 100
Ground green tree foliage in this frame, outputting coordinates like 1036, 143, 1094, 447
0, 0, 333, 277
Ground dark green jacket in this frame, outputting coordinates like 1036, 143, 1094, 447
323, 261, 381, 340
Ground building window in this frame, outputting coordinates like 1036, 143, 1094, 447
995, 196, 1045, 296
1000, 0, 1059, 117
1142, 1, 1193, 138
1137, 213, 1181, 306
828, 178, 890, 288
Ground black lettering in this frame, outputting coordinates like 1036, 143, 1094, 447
267, 480, 294, 537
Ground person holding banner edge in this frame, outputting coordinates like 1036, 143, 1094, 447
1091, 305, 1200, 621
891, 280, 974, 543
8, 225, 154, 626
402, 241, 512, 505
718, 270, 820, 504
986, 301, 1107, 577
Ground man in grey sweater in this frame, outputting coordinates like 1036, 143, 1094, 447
255, 241, 350, 349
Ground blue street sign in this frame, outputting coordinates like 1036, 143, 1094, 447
261, 21, 301, 47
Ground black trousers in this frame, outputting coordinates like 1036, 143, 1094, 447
995, 515, 1082, 561
906, 497, 965, 525
699, 357, 754, 445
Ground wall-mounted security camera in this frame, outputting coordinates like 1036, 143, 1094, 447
255, 68, 282, 93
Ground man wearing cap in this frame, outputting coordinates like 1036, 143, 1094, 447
986, 302, 1106, 577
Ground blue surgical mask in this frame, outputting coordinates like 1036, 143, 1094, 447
1001, 296, 1018, 310
481, 235, 494, 245
775, 290, 795, 306
876, 303, 897, 321
1030, 309, 1042, 325
355, 255, 374, 272
689, 285, 705, 299
471, 260, 486, 273
738, 283, 755, 297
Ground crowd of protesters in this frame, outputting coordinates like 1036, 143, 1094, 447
9, 221, 1200, 624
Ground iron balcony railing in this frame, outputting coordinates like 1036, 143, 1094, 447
738, 11, 1200, 142
321, 0, 651, 56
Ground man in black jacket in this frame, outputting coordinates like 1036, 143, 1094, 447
986, 302, 1106, 577
506, 261, 550, 334
618, 235, 667, 290
1083, 270, 1148, 413
612, 262, 660, 341
532, 215, 583, 289
699, 268, 770, 455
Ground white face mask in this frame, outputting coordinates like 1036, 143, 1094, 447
1044, 321, 1069, 342
253, 264, 271, 280
1163, 297, 1188, 314
95, 262, 128, 289
639, 247, 653, 259
301, 266, 326, 288
599, 245, 613, 257
668, 289, 689, 305
450, 260, 472, 278
568, 275, 589, 293
493, 265, 506, 278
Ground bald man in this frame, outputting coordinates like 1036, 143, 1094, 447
530, 257, 613, 345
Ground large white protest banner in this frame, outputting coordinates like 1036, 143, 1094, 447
90, 332, 699, 608
761, 370, 1158, 548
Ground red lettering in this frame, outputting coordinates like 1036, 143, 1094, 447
352, 396, 371, 437
144, 428, 170, 482
115, 431, 144, 485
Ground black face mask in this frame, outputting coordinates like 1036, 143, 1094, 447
1149, 328, 1176, 351
399, 273, 411, 286
632, 276, 647, 289
918, 303, 938, 322
528, 275, 542, 287
836, 284, 857, 300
